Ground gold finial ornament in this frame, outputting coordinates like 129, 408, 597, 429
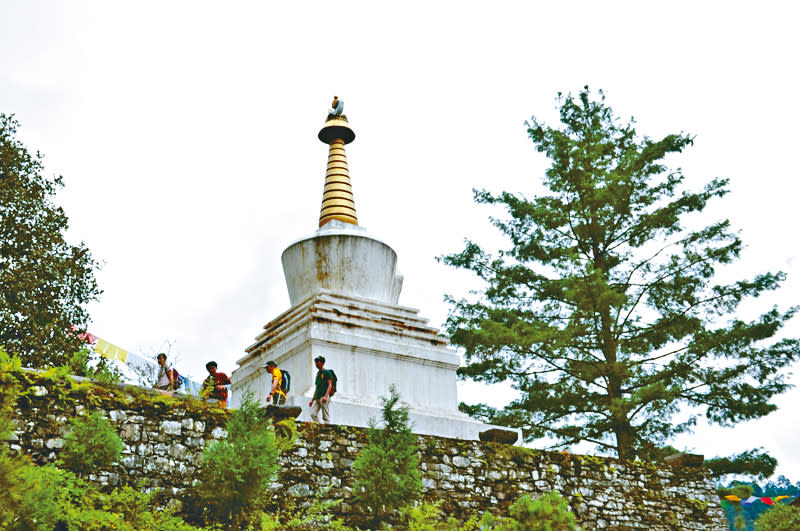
318, 97, 357, 227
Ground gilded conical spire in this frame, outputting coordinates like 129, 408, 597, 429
318, 96, 357, 227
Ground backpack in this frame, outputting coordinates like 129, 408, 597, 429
325, 369, 338, 396
280, 370, 291, 393
168, 368, 182, 391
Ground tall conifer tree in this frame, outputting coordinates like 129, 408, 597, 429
442, 88, 799, 459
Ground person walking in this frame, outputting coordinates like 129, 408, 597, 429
202, 361, 232, 408
309, 356, 334, 423
263, 360, 287, 405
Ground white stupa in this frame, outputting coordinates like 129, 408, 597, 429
231, 99, 515, 440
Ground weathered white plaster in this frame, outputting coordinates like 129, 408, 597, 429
282, 221, 403, 306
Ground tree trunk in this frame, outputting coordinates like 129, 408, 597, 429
614, 419, 635, 459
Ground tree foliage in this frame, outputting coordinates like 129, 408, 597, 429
0, 113, 101, 368
0, 347, 38, 528
756, 504, 800, 531
194, 393, 280, 528
442, 88, 799, 459
60, 411, 123, 478
352, 384, 422, 525
479, 492, 581, 531
706, 448, 778, 479
12, 464, 203, 531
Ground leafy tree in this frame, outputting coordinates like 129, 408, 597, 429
441, 87, 799, 459
352, 384, 422, 526
0, 113, 101, 368
193, 393, 280, 528
60, 410, 123, 478
755, 504, 800, 531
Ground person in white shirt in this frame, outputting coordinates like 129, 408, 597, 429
154, 353, 175, 391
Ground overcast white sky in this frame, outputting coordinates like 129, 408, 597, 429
2, 1, 798, 481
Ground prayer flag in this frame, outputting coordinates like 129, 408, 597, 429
761, 497, 774, 505
742, 496, 759, 506
94, 338, 128, 363
775, 496, 790, 502
724, 495, 741, 502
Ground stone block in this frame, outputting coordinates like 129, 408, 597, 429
45, 438, 64, 449
452, 456, 471, 468
160, 420, 182, 436
478, 428, 518, 444
120, 423, 140, 441
169, 444, 188, 460
262, 405, 302, 420
287, 483, 311, 497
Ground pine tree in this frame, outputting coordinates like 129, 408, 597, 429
352, 385, 422, 525
441, 87, 799, 460
195, 393, 280, 528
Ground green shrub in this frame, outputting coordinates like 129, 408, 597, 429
246, 493, 352, 530
194, 393, 280, 528
0, 347, 38, 529
352, 385, 422, 526
402, 501, 480, 530
60, 410, 123, 477
479, 492, 582, 531
756, 503, 800, 530
8, 462, 206, 531
66, 347, 123, 385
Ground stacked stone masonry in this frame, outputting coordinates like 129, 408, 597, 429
5, 376, 727, 530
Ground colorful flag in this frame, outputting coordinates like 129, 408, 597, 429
724, 495, 741, 502
94, 338, 128, 363
760, 497, 774, 506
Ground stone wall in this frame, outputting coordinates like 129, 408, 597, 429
4, 371, 728, 529
5, 370, 229, 490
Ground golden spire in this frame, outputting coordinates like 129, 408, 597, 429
317, 96, 357, 227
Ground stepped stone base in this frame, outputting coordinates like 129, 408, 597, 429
231, 290, 517, 441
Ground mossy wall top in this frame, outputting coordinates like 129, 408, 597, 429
3, 371, 727, 530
